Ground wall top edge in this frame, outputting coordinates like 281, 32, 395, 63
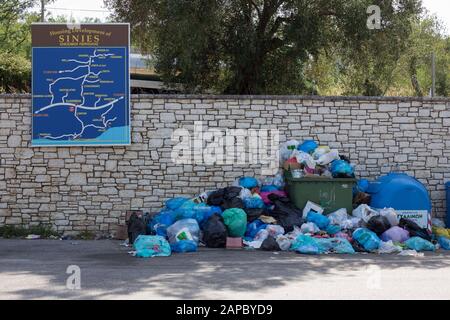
1, 93, 449, 102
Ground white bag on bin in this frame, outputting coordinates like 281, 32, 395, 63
352, 204, 379, 223
379, 208, 399, 227
316, 149, 340, 166
279, 140, 299, 164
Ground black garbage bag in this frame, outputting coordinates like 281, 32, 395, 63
127, 212, 146, 244
207, 188, 225, 206
245, 208, 266, 222
353, 192, 371, 208
267, 194, 303, 232
351, 240, 367, 253
202, 214, 227, 248
223, 186, 242, 200
207, 187, 244, 210
261, 236, 281, 251
340, 155, 351, 163
222, 197, 245, 210
367, 215, 391, 235
399, 218, 431, 241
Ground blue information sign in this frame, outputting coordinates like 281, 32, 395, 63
31, 24, 130, 146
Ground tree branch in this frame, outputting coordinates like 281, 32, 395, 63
249, 0, 261, 18
268, 16, 290, 37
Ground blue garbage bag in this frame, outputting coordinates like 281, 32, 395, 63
154, 225, 168, 237
311, 238, 353, 254
245, 219, 268, 239
174, 201, 209, 222
352, 228, 381, 251
297, 140, 318, 154
326, 224, 341, 235
438, 236, 450, 250
170, 240, 198, 253
316, 238, 355, 254
244, 196, 265, 209
261, 185, 279, 192
165, 197, 190, 210
134, 235, 171, 258
405, 237, 435, 251
306, 211, 330, 230
333, 238, 355, 254
148, 210, 177, 236
239, 177, 259, 189
354, 179, 370, 194
291, 235, 324, 255
330, 160, 354, 178
159, 211, 176, 225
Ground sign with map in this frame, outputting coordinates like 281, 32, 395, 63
31, 23, 130, 146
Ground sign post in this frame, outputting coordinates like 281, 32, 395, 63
31, 23, 130, 146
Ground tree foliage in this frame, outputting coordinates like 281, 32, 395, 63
390, 15, 450, 96
106, 0, 423, 95
0, 52, 31, 93
0, 0, 40, 92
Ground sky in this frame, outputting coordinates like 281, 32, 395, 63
422, 0, 450, 33
36, 0, 112, 22
35, 0, 450, 33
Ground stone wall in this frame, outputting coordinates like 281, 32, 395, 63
1, 94, 449, 234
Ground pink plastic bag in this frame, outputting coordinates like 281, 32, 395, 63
260, 191, 287, 205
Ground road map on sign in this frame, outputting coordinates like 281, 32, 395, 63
32, 47, 130, 146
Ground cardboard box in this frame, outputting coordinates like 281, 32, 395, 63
114, 225, 128, 240
226, 237, 243, 249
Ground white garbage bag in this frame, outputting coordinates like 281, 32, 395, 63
276, 235, 292, 251
312, 146, 331, 159
316, 149, 340, 166
328, 208, 349, 226
279, 140, 299, 164
377, 240, 403, 254
352, 204, 379, 223
379, 208, 399, 227
292, 150, 316, 169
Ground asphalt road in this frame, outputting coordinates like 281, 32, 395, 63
1, 239, 449, 300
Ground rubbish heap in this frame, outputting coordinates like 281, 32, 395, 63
129, 139, 450, 258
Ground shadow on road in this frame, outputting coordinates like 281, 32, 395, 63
1, 239, 449, 299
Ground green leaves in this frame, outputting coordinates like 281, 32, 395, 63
0, 52, 31, 93
104, 0, 443, 96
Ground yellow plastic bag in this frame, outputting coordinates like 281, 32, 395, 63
433, 227, 450, 239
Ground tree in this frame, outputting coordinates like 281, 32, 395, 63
106, 0, 422, 95
0, 0, 40, 92
0, 0, 40, 56
393, 15, 450, 97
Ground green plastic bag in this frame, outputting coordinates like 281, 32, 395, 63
222, 208, 247, 237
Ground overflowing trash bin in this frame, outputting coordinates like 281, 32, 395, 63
285, 173, 356, 214
127, 139, 449, 258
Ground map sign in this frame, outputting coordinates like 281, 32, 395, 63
31, 24, 130, 146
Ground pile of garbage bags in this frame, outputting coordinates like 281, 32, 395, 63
128, 139, 446, 258
130, 172, 448, 258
